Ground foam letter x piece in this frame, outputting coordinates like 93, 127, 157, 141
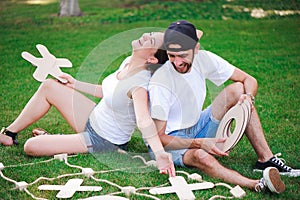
149, 176, 214, 200
21, 44, 72, 83
38, 178, 102, 198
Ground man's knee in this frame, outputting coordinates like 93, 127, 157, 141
227, 82, 244, 98
184, 149, 216, 169
213, 82, 245, 115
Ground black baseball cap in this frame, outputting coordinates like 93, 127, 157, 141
164, 20, 199, 52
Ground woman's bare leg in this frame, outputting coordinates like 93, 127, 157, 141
1, 79, 96, 145
24, 134, 88, 156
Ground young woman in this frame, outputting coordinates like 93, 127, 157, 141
0, 32, 175, 176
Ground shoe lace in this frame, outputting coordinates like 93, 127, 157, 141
271, 153, 292, 171
254, 178, 265, 192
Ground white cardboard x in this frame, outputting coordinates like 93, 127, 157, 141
149, 176, 214, 200
21, 44, 72, 83
38, 178, 102, 198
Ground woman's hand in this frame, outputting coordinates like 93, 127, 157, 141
155, 151, 176, 177
58, 73, 76, 89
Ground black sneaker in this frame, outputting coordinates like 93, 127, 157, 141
254, 153, 300, 177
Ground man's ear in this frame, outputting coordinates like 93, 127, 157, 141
147, 56, 158, 64
194, 43, 200, 54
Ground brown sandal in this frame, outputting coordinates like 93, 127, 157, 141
32, 128, 48, 137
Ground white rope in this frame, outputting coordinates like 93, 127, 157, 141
56, 172, 84, 179
25, 159, 151, 187
106, 191, 123, 196
28, 177, 55, 186
135, 192, 161, 200
64, 159, 84, 170
28, 172, 84, 186
208, 195, 234, 200
136, 182, 169, 191
94, 165, 149, 174
215, 182, 233, 190
24, 188, 48, 200
90, 175, 123, 189
0, 153, 242, 199
132, 155, 148, 165
176, 170, 190, 177
0, 170, 18, 185
4, 158, 55, 168
4, 154, 78, 169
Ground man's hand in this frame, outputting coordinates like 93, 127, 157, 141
194, 138, 229, 157
156, 151, 176, 177
238, 94, 254, 110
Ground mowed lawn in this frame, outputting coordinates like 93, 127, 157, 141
0, 0, 299, 199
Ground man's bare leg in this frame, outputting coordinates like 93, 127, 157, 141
244, 108, 273, 162
211, 82, 273, 162
183, 149, 258, 189
183, 149, 286, 193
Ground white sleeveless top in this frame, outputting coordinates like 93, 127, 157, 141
89, 56, 151, 144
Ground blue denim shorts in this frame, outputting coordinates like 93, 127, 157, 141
81, 120, 128, 153
149, 105, 220, 167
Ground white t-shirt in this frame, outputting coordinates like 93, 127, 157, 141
149, 50, 235, 134
89, 56, 151, 145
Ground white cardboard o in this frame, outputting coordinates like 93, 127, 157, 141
215, 100, 251, 152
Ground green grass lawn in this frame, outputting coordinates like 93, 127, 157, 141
0, 0, 299, 199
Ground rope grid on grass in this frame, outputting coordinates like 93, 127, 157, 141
0, 153, 244, 200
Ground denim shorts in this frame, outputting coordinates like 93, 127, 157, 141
148, 105, 220, 167
81, 120, 128, 153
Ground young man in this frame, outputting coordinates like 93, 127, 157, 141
148, 20, 296, 193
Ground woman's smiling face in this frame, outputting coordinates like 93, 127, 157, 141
131, 32, 164, 53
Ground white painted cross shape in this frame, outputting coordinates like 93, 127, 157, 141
38, 178, 102, 198
21, 44, 72, 83
149, 176, 214, 200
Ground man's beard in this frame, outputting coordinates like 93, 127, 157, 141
172, 62, 192, 74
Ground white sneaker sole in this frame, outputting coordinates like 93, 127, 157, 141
263, 167, 285, 194
254, 169, 300, 177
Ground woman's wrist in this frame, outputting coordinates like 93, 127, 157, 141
153, 148, 166, 157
